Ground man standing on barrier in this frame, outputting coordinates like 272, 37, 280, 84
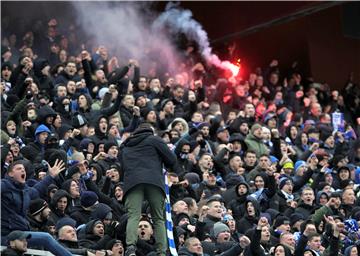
120, 123, 176, 256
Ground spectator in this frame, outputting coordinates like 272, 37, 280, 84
119, 122, 176, 256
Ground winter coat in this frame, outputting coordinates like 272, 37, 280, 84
1, 175, 55, 235
78, 220, 112, 250
236, 197, 260, 234
48, 189, 71, 224
119, 105, 133, 128
1, 247, 25, 256
244, 133, 269, 158
295, 202, 316, 220
119, 127, 176, 198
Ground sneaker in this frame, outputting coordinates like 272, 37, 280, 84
125, 245, 137, 256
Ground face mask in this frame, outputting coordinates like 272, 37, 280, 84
179, 152, 188, 159
64, 105, 70, 112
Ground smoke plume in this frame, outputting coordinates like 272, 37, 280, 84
72, 2, 238, 77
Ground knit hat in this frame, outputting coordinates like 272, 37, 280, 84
56, 217, 77, 231
141, 106, 155, 120
81, 191, 99, 208
294, 160, 307, 173
134, 91, 147, 102
251, 123, 262, 134
106, 239, 123, 250
29, 199, 48, 216
174, 213, 190, 226
160, 98, 172, 110
183, 172, 200, 185
273, 215, 290, 229
225, 173, 244, 188
282, 161, 294, 170
104, 141, 118, 153
91, 203, 112, 220
72, 113, 88, 128
213, 222, 230, 238
279, 176, 292, 189
290, 213, 305, 226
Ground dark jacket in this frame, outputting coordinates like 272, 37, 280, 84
1, 247, 24, 256
1, 175, 55, 235
78, 220, 111, 250
237, 197, 260, 234
119, 127, 176, 198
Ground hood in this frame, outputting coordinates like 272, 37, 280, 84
174, 139, 191, 156
35, 124, 51, 137
33, 58, 49, 78
58, 124, 73, 139
94, 115, 108, 139
37, 105, 57, 125
245, 196, 261, 217
78, 93, 93, 111
85, 219, 103, 235
50, 189, 71, 209
235, 181, 250, 197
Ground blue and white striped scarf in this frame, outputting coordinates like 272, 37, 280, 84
164, 169, 178, 256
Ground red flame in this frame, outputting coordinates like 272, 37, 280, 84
221, 59, 241, 78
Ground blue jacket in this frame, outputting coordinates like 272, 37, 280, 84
1, 175, 55, 235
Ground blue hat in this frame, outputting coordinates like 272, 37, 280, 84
34, 124, 51, 136
81, 191, 98, 208
269, 155, 279, 164
295, 160, 306, 173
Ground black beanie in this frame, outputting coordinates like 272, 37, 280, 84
29, 199, 48, 216
104, 141, 118, 153
6, 94, 19, 108
106, 239, 123, 250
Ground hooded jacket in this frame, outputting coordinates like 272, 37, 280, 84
78, 220, 111, 250
119, 127, 176, 198
20, 124, 51, 163
48, 189, 71, 224
1, 174, 55, 236
237, 197, 261, 234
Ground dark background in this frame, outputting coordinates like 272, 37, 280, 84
2, 1, 360, 89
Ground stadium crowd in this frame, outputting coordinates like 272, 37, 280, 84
1, 16, 360, 256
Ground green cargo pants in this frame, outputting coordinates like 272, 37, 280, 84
125, 184, 167, 256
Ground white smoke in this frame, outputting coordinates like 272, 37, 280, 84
72, 2, 237, 78
153, 2, 238, 75
71, 2, 182, 75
